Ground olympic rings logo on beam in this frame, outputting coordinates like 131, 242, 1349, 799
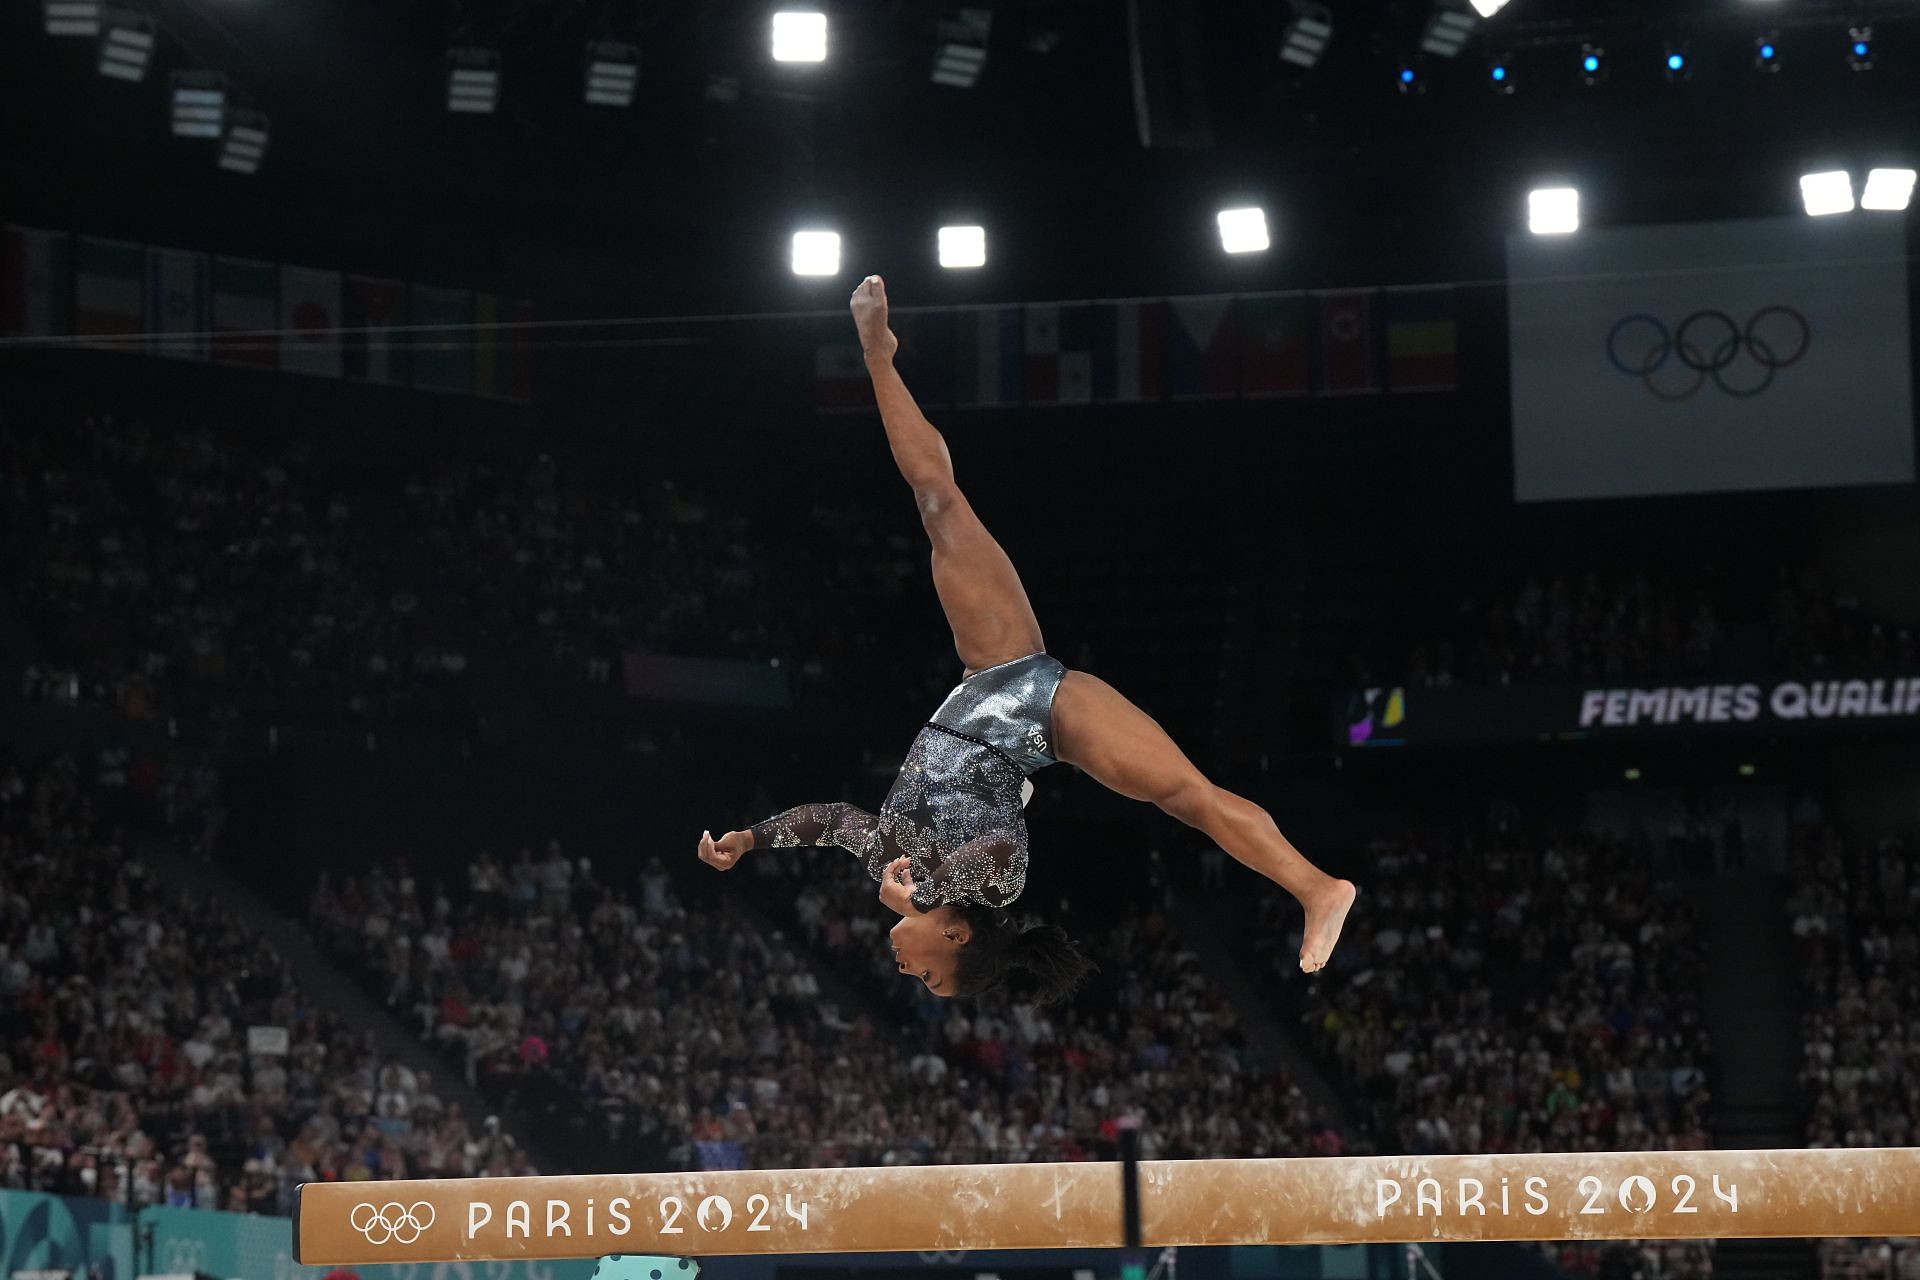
1605, 308, 1811, 401
350, 1201, 437, 1245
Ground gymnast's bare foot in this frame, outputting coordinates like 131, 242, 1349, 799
850, 275, 898, 362
1299, 878, 1357, 973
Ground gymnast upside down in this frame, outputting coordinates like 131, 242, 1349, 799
698, 275, 1356, 1005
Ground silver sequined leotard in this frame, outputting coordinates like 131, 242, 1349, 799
751, 653, 1066, 911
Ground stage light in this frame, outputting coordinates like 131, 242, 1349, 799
1216, 207, 1270, 254
932, 8, 991, 87
1528, 187, 1579, 235
1754, 34, 1779, 71
170, 70, 226, 138
1579, 43, 1605, 85
1664, 46, 1690, 81
585, 42, 638, 107
1419, 5, 1476, 58
938, 225, 987, 269
1280, 1, 1333, 69
218, 109, 268, 174
447, 48, 500, 113
97, 9, 154, 81
1469, 0, 1509, 15
772, 11, 827, 63
1488, 55, 1514, 93
45, 0, 99, 36
1862, 168, 1916, 211
1800, 171, 1855, 216
1847, 26, 1872, 70
791, 230, 841, 276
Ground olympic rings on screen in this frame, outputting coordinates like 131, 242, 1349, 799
1605, 307, 1811, 401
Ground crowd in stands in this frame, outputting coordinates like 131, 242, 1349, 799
310, 837, 1344, 1172
1790, 829, 1920, 1280
0, 754, 524, 1211
1, 406, 939, 743
1364, 568, 1913, 690
1244, 825, 1716, 1279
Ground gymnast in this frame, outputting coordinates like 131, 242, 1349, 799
699, 275, 1355, 1005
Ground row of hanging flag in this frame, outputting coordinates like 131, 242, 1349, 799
3, 225, 532, 402
814, 286, 1460, 411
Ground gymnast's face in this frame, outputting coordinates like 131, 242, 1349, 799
889, 910, 970, 996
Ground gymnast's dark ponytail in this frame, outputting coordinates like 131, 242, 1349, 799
950, 906, 1097, 1007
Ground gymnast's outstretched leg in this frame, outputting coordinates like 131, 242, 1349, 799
851, 275, 1045, 675
1049, 670, 1356, 972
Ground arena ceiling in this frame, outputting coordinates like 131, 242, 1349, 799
5, 0, 1920, 313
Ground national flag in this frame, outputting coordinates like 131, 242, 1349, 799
952, 305, 1024, 407
1166, 297, 1239, 399
145, 248, 210, 361
343, 275, 410, 385
279, 266, 343, 378
1025, 303, 1093, 405
212, 256, 278, 367
506, 299, 534, 403
472, 292, 502, 397
1090, 300, 1167, 403
1383, 286, 1458, 392
4, 226, 72, 336
1238, 293, 1310, 396
892, 307, 954, 408
814, 341, 869, 412
1314, 289, 1382, 395
410, 284, 473, 394
73, 236, 144, 339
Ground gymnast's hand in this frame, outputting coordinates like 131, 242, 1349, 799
698, 829, 753, 871
878, 856, 921, 915
850, 275, 897, 363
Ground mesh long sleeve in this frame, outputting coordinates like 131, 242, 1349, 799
910, 831, 1025, 911
750, 802, 881, 857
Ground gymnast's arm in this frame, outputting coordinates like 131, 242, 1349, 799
907, 833, 1023, 912
695, 802, 882, 872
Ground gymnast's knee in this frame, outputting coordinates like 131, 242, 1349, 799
914, 481, 966, 538
1156, 777, 1218, 830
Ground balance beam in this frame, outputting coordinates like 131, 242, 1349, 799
293, 1147, 1920, 1264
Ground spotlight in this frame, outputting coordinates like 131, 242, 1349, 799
1663, 45, 1690, 81
1528, 187, 1579, 235
771, 11, 827, 63
97, 8, 154, 81
791, 229, 841, 276
44, 0, 99, 36
1800, 170, 1855, 217
585, 42, 638, 107
1216, 207, 1270, 254
1754, 34, 1780, 72
937, 225, 987, 269
1280, 1, 1333, 69
218, 108, 268, 174
1469, 0, 1509, 14
932, 8, 991, 88
1419, 5, 1477, 58
1579, 43, 1606, 85
447, 48, 500, 114
170, 70, 226, 138
1862, 168, 1916, 212
1847, 26, 1872, 70
1396, 63, 1425, 94
1488, 55, 1514, 93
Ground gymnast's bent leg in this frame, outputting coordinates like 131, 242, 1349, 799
851, 275, 1044, 675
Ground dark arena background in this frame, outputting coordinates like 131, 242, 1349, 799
5, 2, 1920, 1280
